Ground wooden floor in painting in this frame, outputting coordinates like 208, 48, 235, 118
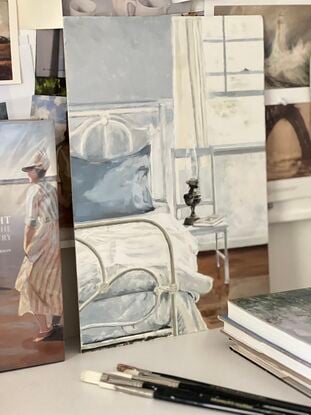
0, 246, 269, 361
0, 289, 64, 372
197, 245, 270, 329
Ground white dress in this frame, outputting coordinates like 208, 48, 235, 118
15, 181, 63, 316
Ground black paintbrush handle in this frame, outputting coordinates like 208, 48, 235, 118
150, 373, 311, 414
177, 381, 311, 414
153, 387, 285, 415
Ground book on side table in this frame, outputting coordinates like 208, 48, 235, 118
219, 288, 311, 397
193, 215, 225, 227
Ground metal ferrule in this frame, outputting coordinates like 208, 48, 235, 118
104, 375, 144, 389
134, 374, 180, 388
116, 386, 154, 399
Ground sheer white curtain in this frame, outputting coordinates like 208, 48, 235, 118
173, 17, 208, 149
172, 17, 210, 214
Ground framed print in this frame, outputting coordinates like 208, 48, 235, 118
0, 120, 65, 371
0, 0, 20, 84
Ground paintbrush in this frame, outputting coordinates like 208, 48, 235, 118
80, 370, 297, 415
116, 364, 311, 415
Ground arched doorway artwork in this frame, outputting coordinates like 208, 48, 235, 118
266, 104, 311, 181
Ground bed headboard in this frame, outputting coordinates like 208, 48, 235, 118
68, 100, 175, 214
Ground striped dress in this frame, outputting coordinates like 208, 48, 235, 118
15, 181, 63, 317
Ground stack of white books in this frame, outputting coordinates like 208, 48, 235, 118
193, 215, 225, 227
219, 288, 311, 398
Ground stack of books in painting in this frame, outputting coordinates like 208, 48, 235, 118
220, 288, 311, 398
193, 215, 225, 227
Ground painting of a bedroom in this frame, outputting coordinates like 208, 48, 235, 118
63, 15, 270, 350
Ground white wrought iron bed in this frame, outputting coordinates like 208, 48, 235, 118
76, 217, 177, 350
74, 213, 212, 350
69, 101, 214, 350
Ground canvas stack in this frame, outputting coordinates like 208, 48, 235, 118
220, 288, 311, 398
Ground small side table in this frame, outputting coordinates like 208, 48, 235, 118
188, 221, 230, 284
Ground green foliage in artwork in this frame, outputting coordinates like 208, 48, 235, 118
35, 77, 67, 97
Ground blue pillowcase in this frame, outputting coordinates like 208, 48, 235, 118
71, 145, 154, 222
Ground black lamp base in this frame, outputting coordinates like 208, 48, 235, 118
183, 177, 201, 227
183, 216, 199, 226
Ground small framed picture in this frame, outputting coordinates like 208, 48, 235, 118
0, 0, 21, 84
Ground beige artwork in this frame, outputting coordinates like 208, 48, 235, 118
266, 103, 311, 181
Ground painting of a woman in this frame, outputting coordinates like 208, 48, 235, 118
15, 149, 63, 342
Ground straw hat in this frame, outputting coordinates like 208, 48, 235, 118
21, 149, 50, 172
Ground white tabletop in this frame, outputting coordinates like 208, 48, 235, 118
1, 330, 310, 415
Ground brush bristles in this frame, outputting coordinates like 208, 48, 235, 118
117, 364, 139, 375
117, 364, 133, 372
80, 370, 102, 385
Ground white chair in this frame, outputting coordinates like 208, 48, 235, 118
171, 146, 229, 284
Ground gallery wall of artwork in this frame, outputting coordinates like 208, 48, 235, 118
0, 0, 310, 369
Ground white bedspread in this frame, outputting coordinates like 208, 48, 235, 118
76, 212, 212, 300
74, 212, 213, 345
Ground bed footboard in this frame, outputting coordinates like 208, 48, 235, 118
75, 217, 179, 349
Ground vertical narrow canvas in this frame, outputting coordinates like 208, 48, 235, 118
0, 0, 20, 84
36, 30, 65, 78
173, 16, 269, 325
63, 15, 269, 350
0, 120, 64, 371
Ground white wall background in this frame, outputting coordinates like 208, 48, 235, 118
269, 221, 311, 292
